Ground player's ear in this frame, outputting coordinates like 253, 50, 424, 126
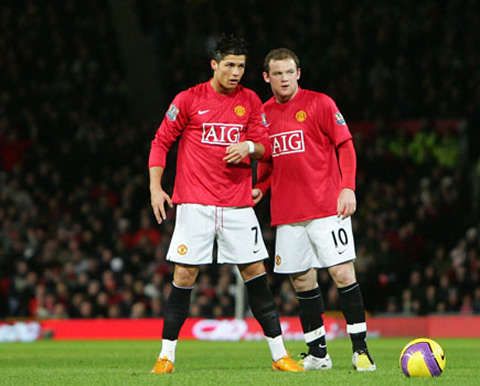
262, 72, 270, 83
297, 68, 301, 80
211, 59, 218, 71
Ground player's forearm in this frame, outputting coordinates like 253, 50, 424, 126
254, 160, 273, 195
148, 127, 173, 169
337, 139, 357, 190
252, 137, 272, 161
149, 166, 165, 192
250, 142, 265, 160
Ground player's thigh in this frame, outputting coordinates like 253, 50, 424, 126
166, 204, 216, 264
274, 222, 316, 274
216, 207, 268, 264
307, 215, 356, 268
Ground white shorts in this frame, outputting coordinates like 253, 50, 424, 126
166, 204, 269, 265
274, 215, 356, 274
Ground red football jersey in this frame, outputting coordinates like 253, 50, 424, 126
149, 81, 270, 207
260, 88, 353, 225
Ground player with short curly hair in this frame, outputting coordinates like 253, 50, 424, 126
254, 47, 376, 372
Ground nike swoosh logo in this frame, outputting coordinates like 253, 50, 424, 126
198, 110, 210, 115
338, 250, 347, 255
253, 249, 260, 254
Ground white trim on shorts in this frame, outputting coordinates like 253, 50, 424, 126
273, 215, 356, 274
166, 204, 269, 265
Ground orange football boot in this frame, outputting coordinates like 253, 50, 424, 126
151, 357, 174, 374
272, 355, 305, 372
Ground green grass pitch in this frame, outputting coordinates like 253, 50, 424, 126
1, 338, 479, 385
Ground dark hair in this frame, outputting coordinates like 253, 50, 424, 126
212, 34, 249, 62
263, 48, 300, 73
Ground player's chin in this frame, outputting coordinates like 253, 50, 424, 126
277, 87, 290, 95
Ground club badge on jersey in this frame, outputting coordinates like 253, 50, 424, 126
234, 105, 246, 117
295, 110, 307, 122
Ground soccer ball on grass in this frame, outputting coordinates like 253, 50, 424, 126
399, 338, 446, 377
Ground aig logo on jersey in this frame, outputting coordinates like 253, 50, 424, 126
271, 130, 305, 157
202, 123, 243, 146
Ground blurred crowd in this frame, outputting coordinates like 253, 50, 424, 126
140, 0, 480, 123
1, 0, 480, 321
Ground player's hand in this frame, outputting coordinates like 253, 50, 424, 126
150, 187, 173, 224
337, 188, 356, 219
223, 142, 249, 164
252, 188, 264, 205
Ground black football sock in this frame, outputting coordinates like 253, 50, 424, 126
245, 273, 282, 338
297, 287, 327, 358
162, 283, 193, 340
338, 282, 368, 352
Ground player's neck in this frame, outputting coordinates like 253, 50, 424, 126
275, 86, 299, 104
210, 79, 236, 95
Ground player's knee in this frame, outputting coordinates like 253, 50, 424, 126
238, 261, 266, 281
329, 264, 356, 288
291, 269, 317, 292
173, 264, 199, 287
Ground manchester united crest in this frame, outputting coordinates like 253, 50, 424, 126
177, 244, 188, 255
275, 255, 282, 266
234, 105, 246, 117
295, 110, 307, 122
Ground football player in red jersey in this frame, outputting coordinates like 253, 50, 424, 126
149, 36, 303, 374
254, 48, 376, 372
